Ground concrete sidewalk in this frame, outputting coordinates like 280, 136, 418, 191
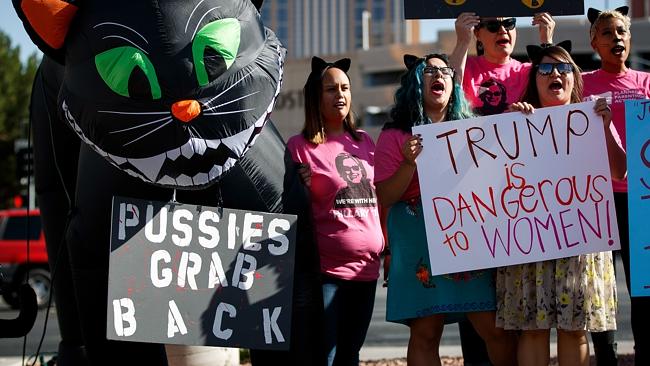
0, 341, 635, 365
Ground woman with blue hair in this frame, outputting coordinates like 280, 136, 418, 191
374, 53, 516, 366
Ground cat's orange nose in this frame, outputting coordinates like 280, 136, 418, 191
172, 100, 201, 123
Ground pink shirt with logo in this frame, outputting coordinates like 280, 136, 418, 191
374, 128, 421, 201
583, 68, 650, 192
287, 130, 383, 281
464, 56, 532, 115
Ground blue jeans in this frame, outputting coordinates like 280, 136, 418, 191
322, 276, 377, 366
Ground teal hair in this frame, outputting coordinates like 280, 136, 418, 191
387, 54, 474, 132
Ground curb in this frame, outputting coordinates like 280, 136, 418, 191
360, 341, 635, 361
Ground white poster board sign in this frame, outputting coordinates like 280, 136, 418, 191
412, 102, 620, 275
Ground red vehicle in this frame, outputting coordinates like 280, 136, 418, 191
0, 208, 51, 309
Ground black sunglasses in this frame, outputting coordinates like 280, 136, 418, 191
478, 18, 516, 33
536, 62, 574, 75
423, 66, 454, 77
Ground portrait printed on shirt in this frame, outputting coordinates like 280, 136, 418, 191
333, 153, 377, 209
474, 79, 509, 116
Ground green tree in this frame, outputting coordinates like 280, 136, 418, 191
0, 30, 39, 208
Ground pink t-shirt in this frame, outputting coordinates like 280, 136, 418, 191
374, 128, 421, 201
287, 131, 383, 281
464, 56, 532, 115
583, 68, 650, 192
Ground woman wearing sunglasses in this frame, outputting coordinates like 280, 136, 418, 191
374, 53, 517, 366
505, 42, 625, 366
582, 7, 650, 366
449, 12, 555, 366
450, 13, 555, 116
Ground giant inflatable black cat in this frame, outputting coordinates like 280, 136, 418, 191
13, 1, 322, 365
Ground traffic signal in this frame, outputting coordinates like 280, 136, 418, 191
16, 146, 33, 181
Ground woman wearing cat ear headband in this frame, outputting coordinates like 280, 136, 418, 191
582, 6, 650, 366
506, 42, 625, 366
449, 12, 555, 117
448, 10, 556, 365
374, 53, 517, 366
287, 56, 384, 366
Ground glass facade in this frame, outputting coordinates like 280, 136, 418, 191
261, 0, 411, 59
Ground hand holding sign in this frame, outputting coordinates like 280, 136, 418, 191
401, 135, 423, 166
413, 102, 620, 275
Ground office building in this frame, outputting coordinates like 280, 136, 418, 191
260, 0, 420, 59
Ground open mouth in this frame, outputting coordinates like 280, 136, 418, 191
431, 81, 445, 94
611, 45, 626, 55
334, 101, 347, 108
496, 39, 510, 47
549, 80, 563, 92
62, 100, 269, 187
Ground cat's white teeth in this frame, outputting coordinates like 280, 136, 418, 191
181, 142, 194, 159
191, 138, 207, 155
127, 153, 166, 182
222, 124, 255, 157
192, 172, 209, 185
166, 148, 181, 161
108, 153, 127, 165
208, 165, 222, 180
176, 174, 193, 186
158, 176, 176, 186
206, 139, 221, 149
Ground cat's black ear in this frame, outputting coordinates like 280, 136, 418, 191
587, 8, 601, 25
251, 0, 263, 11
403, 54, 422, 70
556, 40, 572, 54
12, 0, 79, 64
615, 6, 629, 16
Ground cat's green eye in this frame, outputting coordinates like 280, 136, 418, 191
95, 46, 162, 99
192, 18, 241, 86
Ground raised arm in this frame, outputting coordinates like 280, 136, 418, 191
449, 12, 480, 85
532, 12, 555, 45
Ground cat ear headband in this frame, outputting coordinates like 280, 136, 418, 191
403, 54, 424, 70
587, 6, 629, 24
311, 56, 351, 77
526, 40, 572, 63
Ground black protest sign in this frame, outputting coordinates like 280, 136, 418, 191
106, 197, 297, 350
404, 0, 584, 19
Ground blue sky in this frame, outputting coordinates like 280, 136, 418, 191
0, 1, 627, 62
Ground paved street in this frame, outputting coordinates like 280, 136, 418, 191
0, 258, 634, 363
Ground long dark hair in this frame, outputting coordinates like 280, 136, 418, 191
386, 53, 473, 132
302, 58, 359, 144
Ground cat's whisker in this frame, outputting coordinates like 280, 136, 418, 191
185, 0, 208, 33
204, 68, 255, 105
203, 108, 255, 116
123, 119, 174, 147
98, 110, 170, 115
101, 36, 148, 54
191, 6, 222, 40
110, 116, 173, 134
189, 126, 203, 140
94, 22, 149, 44
203, 91, 260, 112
